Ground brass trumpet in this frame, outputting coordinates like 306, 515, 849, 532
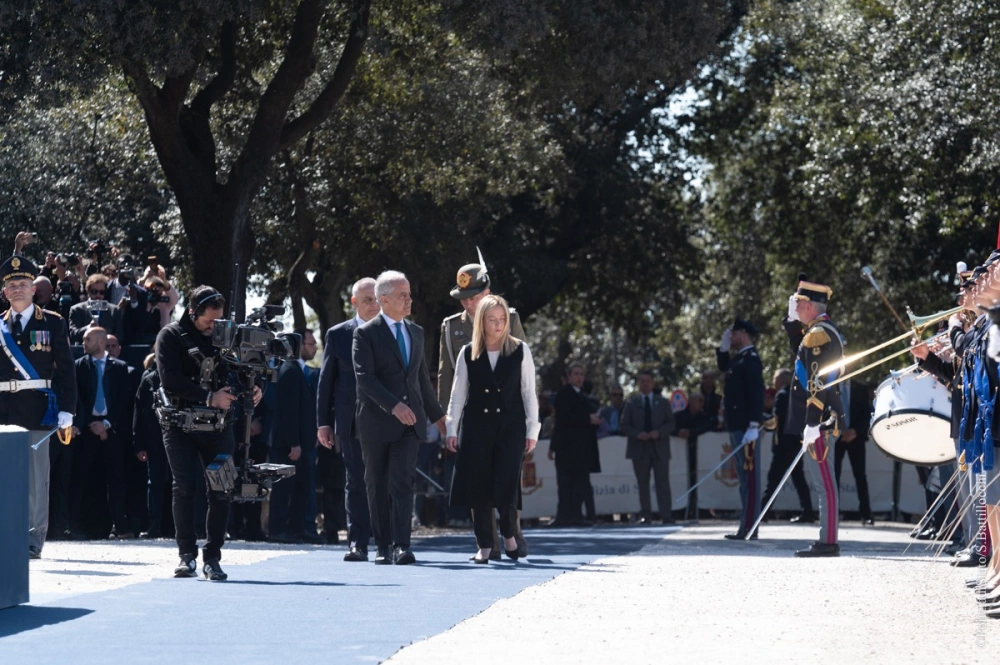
816, 305, 965, 389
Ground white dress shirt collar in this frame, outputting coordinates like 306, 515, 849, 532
11, 303, 34, 321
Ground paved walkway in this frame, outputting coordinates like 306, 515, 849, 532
2, 522, 997, 664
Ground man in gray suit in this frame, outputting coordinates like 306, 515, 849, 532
352, 270, 446, 565
621, 370, 676, 525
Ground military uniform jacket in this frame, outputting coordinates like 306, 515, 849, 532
0, 306, 77, 429
785, 315, 845, 435
716, 345, 765, 432
438, 308, 525, 409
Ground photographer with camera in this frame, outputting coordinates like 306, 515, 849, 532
122, 274, 177, 346
51, 255, 83, 319
155, 285, 262, 581
68, 274, 124, 343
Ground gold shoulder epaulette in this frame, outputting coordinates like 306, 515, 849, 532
802, 328, 830, 348
42, 308, 62, 319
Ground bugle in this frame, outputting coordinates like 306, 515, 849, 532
816, 305, 964, 388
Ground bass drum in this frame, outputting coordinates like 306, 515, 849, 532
870, 371, 955, 466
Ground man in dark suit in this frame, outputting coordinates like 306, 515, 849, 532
352, 271, 446, 565
621, 370, 676, 524
68, 274, 123, 343
0, 255, 77, 559
318, 278, 380, 560
71, 326, 133, 538
548, 362, 602, 526
268, 333, 321, 543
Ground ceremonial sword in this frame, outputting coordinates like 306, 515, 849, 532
744, 412, 838, 540
675, 438, 750, 504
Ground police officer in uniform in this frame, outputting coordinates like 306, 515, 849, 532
155, 285, 262, 581
784, 280, 845, 557
0, 255, 76, 559
716, 318, 765, 540
439, 250, 528, 557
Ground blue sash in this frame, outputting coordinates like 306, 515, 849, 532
0, 323, 59, 427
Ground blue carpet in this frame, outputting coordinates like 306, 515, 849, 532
0, 526, 673, 664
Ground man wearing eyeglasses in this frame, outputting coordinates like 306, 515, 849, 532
68, 274, 123, 344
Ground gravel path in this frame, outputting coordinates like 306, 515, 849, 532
386, 523, 1000, 665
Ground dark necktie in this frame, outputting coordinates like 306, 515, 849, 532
394, 321, 409, 369
12, 313, 23, 337
644, 395, 653, 432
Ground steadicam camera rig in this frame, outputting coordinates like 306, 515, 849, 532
155, 266, 296, 503
203, 299, 298, 503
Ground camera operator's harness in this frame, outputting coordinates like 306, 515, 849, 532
154, 331, 231, 433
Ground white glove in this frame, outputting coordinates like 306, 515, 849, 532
719, 328, 732, 352
989, 327, 1000, 363
741, 424, 759, 445
57, 411, 73, 429
949, 313, 964, 331
802, 424, 821, 448
787, 295, 799, 322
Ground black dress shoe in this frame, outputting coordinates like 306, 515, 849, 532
393, 547, 416, 565
723, 533, 746, 540
789, 513, 817, 524
504, 546, 520, 561
374, 547, 391, 565
953, 553, 979, 568
344, 546, 368, 562
473, 555, 490, 564
28, 547, 42, 560
861, 516, 875, 526
794, 542, 840, 558
915, 527, 938, 541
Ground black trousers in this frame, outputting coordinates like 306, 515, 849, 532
834, 438, 872, 517
556, 466, 591, 521
361, 430, 420, 549
48, 436, 74, 534
761, 441, 813, 516
317, 443, 347, 536
339, 433, 371, 548
269, 444, 316, 537
473, 503, 516, 548
163, 427, 234, 561
71, 429, 128, 534
686, 439, 698, 518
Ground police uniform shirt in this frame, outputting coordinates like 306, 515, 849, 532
0, 303, 77, 430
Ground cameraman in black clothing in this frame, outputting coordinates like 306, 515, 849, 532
155, 285, 262, 581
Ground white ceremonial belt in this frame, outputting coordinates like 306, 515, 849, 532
0, 379, 51, 392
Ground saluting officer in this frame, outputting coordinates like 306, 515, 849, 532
784, 280, 845, 558
439, 249, 527, 558
0, 255, 76, 560
716, 318, 765, 540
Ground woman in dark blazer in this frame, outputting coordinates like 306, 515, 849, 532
446, 295, 540, 564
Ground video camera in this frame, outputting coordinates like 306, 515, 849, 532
210, 304, 294, 375
205, 303, 296, 503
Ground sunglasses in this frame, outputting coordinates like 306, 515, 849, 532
89, 289, 106, 296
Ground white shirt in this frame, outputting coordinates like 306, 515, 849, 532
445, 342, 541, 440
380, 312, 411, 363
353, 314, 366, 327
11, 303, 35, 326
